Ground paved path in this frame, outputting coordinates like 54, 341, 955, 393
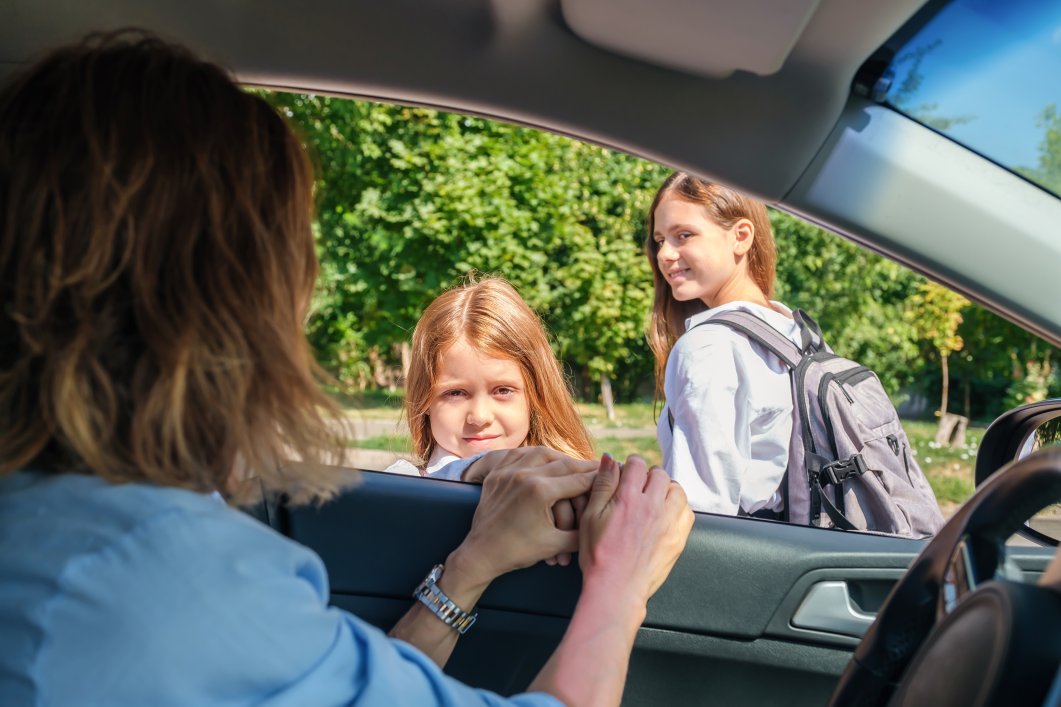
339, 415, 658, 472
340, 415, 656, 440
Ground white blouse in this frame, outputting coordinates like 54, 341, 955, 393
384, 447, 480, 481
658, 300, 802, 516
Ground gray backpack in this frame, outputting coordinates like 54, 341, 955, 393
670, 309, 945, 538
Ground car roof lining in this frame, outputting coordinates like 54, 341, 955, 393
0, 0, 922, 201
559, 0, 823, 79
2, 0, 1059, 345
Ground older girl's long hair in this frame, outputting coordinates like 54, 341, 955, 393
404, 276, 594, 463
644, 172, 777, 399
0, 32, 352, 504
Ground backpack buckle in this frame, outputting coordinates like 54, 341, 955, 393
820, 454, 867, 486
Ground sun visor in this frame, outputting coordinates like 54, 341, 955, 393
561, 0, 821, 78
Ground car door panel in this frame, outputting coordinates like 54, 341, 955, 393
279, 470, 1054, 705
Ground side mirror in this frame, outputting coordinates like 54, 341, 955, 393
975, 398, 1061, 546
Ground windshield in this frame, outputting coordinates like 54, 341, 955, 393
879, 0, 1061, 196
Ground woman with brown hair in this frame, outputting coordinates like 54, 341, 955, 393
0, 32, 692, 706
645, 172, 803, 517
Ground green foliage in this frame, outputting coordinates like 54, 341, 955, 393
1020, 103, 1061, 194
262, 89, 1059, 421
265, 91, 666, 400
907, 282, 967, 357
949, 307, 1061, 421
771, 209, 922, 395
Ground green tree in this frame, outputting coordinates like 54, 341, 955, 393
267, 92, 665, 405
1018, 103, 1061, 195
888, 39, 974, 132
771, 210, 922, 398
906, 281, 968, 420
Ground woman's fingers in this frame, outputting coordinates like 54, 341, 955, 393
617, 454, 649, 495
550, 499, 576, 566
571, 491, 589, 525
584, 454, 619, 519
535, 458, 600, 477
464, 447, 597, 483
539, 468, 597, 504
578, 456, 693, 606
643, 465, 671, 500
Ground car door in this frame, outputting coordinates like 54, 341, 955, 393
267, 469, 1052, 706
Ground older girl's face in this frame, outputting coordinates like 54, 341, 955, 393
652, 195, 752, 308
427, 338, 531, 459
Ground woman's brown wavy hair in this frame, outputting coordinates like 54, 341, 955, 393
404, 276, 594, 463
644, 172, 777, 400
0, 32, 352, 504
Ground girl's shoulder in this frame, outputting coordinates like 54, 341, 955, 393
383, 458, 424, 477
670, 301, 803, 383
679, 301, 800, 349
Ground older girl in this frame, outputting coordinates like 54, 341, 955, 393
646, 172, 803, 517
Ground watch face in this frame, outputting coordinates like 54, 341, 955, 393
428, 564, 444, 583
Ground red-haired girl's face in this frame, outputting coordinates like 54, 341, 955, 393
427, 338, 531, 459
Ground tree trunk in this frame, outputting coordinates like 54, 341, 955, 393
600, 372, 616, 423
963, 375, 971, 420
369, 348, 388, 388
400, 341, 412, 386
939, 351, 950, 417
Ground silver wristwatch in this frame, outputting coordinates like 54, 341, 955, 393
413, 564, 478, 635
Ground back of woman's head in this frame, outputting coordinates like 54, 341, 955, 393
644, 172, 777, 397
0, 32, 349, 502
405, 276, 593, 462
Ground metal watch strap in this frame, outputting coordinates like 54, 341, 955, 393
413, 564, 478, 635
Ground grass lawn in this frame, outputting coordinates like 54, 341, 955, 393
352, 434, 412, 452
901, 419, 983, 509
576, 401, 660, 429
593, 421, 982, 508
345, 396, 984, 510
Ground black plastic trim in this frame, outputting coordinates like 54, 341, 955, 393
975, 398, 1061, 547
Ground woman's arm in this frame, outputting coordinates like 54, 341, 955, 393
389, 447, 598, 667
530, 455, 693, 706
389, 448, 693, 705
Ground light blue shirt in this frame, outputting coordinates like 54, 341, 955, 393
0, 471, 560, 707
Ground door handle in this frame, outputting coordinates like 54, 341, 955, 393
791, 580, 876, 638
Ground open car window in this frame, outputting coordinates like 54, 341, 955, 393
265, 89, 1061, 536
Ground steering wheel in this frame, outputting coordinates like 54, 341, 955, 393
828, 447, 1061, 707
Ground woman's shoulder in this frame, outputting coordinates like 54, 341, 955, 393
0, 471, 307, 577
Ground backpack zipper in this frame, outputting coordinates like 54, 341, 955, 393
798, 351, 838, 455
836, 367, 874, 389
817, 365, 870, 456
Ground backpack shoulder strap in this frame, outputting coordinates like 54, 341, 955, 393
692, 309, 803, 369
792, 309, 824, 353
